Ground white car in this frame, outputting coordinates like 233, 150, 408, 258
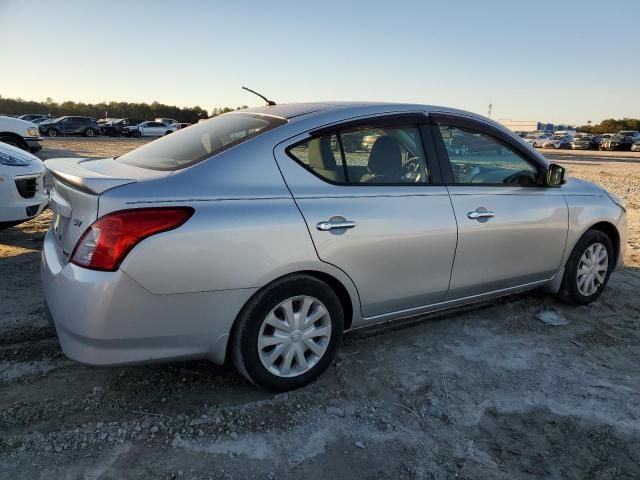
0, 142, 49, 229
124, 121, 178, 138
0, 116, 43, 152
523, 133, 551, 148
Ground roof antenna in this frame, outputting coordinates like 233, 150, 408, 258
242, 86, 276, 106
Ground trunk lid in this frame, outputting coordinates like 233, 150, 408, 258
45, 157, 170, 264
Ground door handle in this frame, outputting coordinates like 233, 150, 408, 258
316, 220, 356, 231
467, 209, 495, 220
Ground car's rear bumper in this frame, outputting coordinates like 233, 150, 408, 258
41, 228, 256, 366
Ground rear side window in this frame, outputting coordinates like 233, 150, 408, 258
118, 113, 287, 171
287, 125, 429, 185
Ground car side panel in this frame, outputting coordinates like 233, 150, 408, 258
119, 198, 322, 294
445, 186, 568, 299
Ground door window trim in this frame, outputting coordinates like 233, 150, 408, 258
286, 113, 444, 186
430, 112, 549, 188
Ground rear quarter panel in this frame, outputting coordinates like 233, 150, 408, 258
98, 140, 362, 317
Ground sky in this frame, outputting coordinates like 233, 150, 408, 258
1, 0, 638, 124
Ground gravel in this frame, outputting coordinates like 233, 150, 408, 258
1, 139, 639, 479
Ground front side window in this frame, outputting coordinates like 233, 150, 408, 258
288, 124, 429, 185
118, 113, 286, 170
438, 125, 540, 186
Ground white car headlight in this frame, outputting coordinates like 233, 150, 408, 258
27, 127, 39, 137
0, 151, 30, 166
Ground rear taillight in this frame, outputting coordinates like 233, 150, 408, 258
70, 207, 194, 271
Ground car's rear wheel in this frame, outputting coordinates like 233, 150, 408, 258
85, 128, 95, 137
132, 131, 142, 138
47, 129, 58, 137
231, 274, 344, 391
557, 230, 614, 305
164, 130, 173, 135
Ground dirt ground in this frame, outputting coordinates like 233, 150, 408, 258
1, 139, 639, 479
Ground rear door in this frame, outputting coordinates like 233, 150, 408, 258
430, 113, 568, 299
274, 114, 457, 319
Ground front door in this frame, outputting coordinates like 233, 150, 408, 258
432, 116, 568, 299
275, 116, 458, 319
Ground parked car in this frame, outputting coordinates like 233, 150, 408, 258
570, 134, 595, 150
601, 131, 640, 151
155, 118, 179, 126
596, 133, 615, 150
32, 117, 52, 125
41, 102, 627, 391
0, 116, 42, 152
19, 114, 48, 122
123, 121, 177, 137
0, 142, 49, 229
542, 134, 572, 149
631, 140, 640, 152
38, 116, 101, 137
101, 118, 145, 137
524, 133, 551, 148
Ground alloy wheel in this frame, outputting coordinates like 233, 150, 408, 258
576, 242, 608, 296
257, 295, 332, 378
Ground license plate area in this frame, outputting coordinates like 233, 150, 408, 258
49, 189, 72, 251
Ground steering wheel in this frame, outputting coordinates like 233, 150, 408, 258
503, 170, 536, 185
402, 156, 422, 182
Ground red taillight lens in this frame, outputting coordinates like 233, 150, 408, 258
71, 207, 194, 271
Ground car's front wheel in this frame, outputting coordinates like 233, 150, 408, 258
46, 129, 58, 137
231, 274, 344, 391
557, 230, 614, 305
85, 128, 95, 137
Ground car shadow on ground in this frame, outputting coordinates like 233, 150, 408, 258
0, 223, 47, 251
35, 147, 84, 160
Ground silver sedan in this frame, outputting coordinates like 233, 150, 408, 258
41, 102, 628, 391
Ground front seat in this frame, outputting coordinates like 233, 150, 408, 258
307, 137, 343, 182
360, 136, 404, 183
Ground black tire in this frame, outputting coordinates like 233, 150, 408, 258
231, 274, 344, 392
85, 128, 95, 137
132, 131, 142, 138
164, 130, 173, 135
46, 129, 58, 137
556, 230, 614, 305
0, 135, 28, 150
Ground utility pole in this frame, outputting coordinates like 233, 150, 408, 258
487, 102, 492, 119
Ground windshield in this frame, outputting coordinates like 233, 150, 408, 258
117, 113, 287, 170
619, 131, 638, 136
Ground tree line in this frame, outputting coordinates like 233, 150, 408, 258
0, 95, 248, 123
577, 118, 640, 134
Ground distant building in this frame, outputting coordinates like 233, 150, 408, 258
499, 119, 575, 133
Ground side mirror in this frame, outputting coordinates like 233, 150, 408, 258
546, 163, 566, 186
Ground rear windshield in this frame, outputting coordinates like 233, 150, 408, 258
117, 113, 287, 170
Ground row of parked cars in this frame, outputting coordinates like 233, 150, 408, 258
522, 130, 640, 151
15, 114, 192, 138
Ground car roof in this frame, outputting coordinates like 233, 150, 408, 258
241, 101, 506, 127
